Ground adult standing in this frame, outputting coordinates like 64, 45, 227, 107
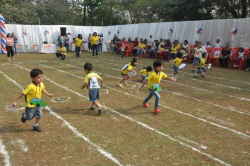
6, 33, 14, 61
99, 34, 104, 53
91, 32, 100, 58
56, 43, 66, 60
57, 35, 62, 47
74, 34, 83, 58
63, 34, 70, 53
87, 33, 92, 52
11, 32, 18, 55
218, 42, 231, 68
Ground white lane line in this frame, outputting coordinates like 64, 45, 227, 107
0, 138, 11, 166
13, 65, 231, 166
63, 60, 250, 115
90, 57, 250, 85
177, 136, 207, 150
77, 59, 250, 102
28, 63, 250, 138
46, 107, 123, 166
0, 71, 123, 166
11, 139, 28, 152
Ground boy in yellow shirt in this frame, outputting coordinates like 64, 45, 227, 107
194, 52, 207, 78
172, 52, 183, 77
140, 66, 152, 81
139, 60, 176, 113
56, 43, 66, 60
118, 58, 138, 88
12, 69, 53, 132
81, 63, 103, 115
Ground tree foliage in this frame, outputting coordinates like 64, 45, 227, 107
0, 0, 249, 25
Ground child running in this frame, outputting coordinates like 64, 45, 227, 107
140, 66, 153, 81
12, 69, 53, 132
81, 63, 103, 115
139, 60, 176, 113
118, 57, 138, 88
194, 52, 208, 78
172, 52, 183, 77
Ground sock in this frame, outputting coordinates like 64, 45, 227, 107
34, 124, 39, 127
98, 107, 102, 110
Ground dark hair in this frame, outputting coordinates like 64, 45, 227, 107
30, 69, 43, 78
60, 43, 64, 47
184, 40, 188, 44
202, 52, 207, 58
146, 66, 153, 72
131, 58, 138, 66
153, 60, 163, 71
84, 63, 93, 71
239, 47, 244, 51
78, 34, 82, 39
176, 52, 183, 58
7, 33, 11, 38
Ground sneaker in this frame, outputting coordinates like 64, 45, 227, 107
57, 58, 60, 60
8, 58, 10, 61
11, 57, 14, 60
201, 74, 205, 77
123, 81, 127, 85
33, 125, 42, 132
92, 56, 94, 58
118, 83, 123, 88
90, 106, 95, 110
192, 69, 195, 73
142, 102, 149, 108
194, 75, 198, 78
154, 108, 161, 113
21, 113, 26, 123
97, 55, 99, 58
98, 108, 102, 115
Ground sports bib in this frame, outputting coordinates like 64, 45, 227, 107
89, 77, 100, 89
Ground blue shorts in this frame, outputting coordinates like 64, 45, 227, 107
25, 107, 42, 120
141, 75, 146, 79
89, 88, 99, 102
197, 67, 207, 74
121, 72, 127, 77
193, 57, 200, 65
173, 66, 179, 72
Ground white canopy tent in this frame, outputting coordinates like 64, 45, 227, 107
3, 18, 250, 53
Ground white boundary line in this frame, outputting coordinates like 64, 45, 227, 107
34, 62, 250, 138
11, 139, 28, 153
12, 65, 231, 166
177, 136, 207, 150
64, 60, 250, 115
91, 57, 250, 85
0, 70, 123, 166
75, 59, 250, 102
0, 138, 11, 166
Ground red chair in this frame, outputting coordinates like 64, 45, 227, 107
209, 48, 222, 66
189, 45, 195, 51
162, 51, 169, 60
124, 44, 133, 57
238, 49, 250, 70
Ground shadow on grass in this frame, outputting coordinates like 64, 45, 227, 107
0, 124, 32, 133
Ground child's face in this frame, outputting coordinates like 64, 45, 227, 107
155, 65, 163, 73
239, 49, 243, 52
32, 74, 43, 85
198, 44, 201, 48
133, 62, 138, 66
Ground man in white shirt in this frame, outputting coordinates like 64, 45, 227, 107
203, 41, 211, 47
63, 34, 70, 53
213, 39, 222, 48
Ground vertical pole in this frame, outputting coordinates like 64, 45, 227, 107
83, 6, 86, 26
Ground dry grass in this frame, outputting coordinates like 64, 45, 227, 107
0, 52, 249, 166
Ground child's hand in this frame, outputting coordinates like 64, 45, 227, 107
48, 93, 53, 97
171, 78, 176, 82
12, 102, 17, 108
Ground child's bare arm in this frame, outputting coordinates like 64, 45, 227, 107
81, 82, 87, 90
99, 78, 103, 86
166, 77, 176, 82
42, 89, 53, 97
12, 92, 24, 107
140, 79, 148, 90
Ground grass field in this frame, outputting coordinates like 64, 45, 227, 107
0, 52, 249, 166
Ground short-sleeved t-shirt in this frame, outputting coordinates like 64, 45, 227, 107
199, 58, 206, 68
121, 63, 133, 74
171, 46, 178, 53
22, 82, 45, 107
91, 36, 100, 45
84, 72, 101, 89
139, 44, 145, 49
174, 57, 182, 67
194, 48, 203, 58
140, 69, 151, 76
147, 72, 168, 89
57, 47, 66, 55
75, 38, 82, 47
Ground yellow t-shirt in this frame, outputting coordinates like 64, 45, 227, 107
140, 69, 151, 76
84, 72, 101, 89
57, 47, 66, 55
174, 58, 182, 67
147, 72, 168, 89
91, 36, 100, 45
121, 63, 133, 74
194, 48, 203, 58
22, 82, 45, 107
171, 46, 178, 53
159, 47, 164, 51
199, 58, 206, 68
75, 38, 82, 47
139, 44, 145, 49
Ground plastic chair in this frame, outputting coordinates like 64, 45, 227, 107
238, 49, 250, 70
124, 44, 133, 57
209, 47, 222, 66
